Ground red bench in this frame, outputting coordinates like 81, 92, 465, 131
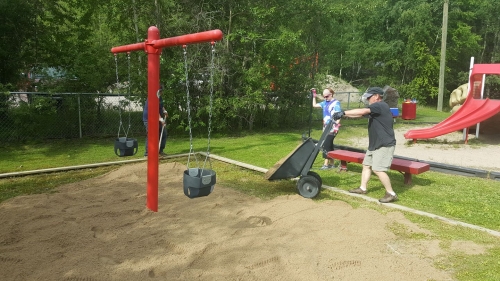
327, 150, 430, 185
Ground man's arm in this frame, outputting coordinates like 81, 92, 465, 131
343, 108, 370, 118
333, 107, 371, 120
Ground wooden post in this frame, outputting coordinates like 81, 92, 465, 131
437, 0, 449, 112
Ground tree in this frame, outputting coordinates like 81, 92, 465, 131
0, 0, 36, 86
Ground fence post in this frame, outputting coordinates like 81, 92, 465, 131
78, 94, 82, 138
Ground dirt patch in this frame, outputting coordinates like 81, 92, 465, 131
0, 162, 458, 280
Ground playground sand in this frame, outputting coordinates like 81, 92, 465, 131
1, 129, 498, 280
0, 161, 474, 281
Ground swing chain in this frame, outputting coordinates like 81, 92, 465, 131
114, 53, 133, 139
112, 52, 138, 157
183, 45, 198, 168
114, 54, 123, 138
203, 42, 216, 169
183, 43, 216, 170
126, 52, 132, 135
114, 54, 120, 85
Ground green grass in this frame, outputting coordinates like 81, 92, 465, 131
0, 165, 117, 202
1, 104, 500, 280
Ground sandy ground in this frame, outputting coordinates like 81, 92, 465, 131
0, 127, 497, 280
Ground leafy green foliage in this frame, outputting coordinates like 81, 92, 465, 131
403, 42, 440, 104
0, 1, 36, 84
3, 0, 500, 135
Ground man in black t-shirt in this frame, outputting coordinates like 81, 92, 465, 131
333, 87, 398, 203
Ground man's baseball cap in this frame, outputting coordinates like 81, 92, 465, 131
362, 87, 384, 99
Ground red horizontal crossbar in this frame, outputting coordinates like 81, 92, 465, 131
111, 29, 223, 54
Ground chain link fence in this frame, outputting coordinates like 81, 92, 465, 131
1, 91, 362, 142
1, 92, 144, 142
335, 92, 362, 109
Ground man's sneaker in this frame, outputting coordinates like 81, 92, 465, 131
379, 192, 398, 203
328, 164, 336, 169
159, 152, 167, 157
319, 165, 331, 170
349, 187, 367, 194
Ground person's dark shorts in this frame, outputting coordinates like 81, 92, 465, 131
322, 133, 336, 159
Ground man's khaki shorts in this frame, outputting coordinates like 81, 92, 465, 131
362, 146, 395, 172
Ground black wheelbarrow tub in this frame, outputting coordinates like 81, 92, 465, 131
264, 138, 317, 180
263, 121, 335, 198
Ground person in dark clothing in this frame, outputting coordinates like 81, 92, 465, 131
143, 86, 168, 157
333, 87, 398, 203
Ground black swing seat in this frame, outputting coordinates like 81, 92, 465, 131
183, 168, 216, 198
114, 137, 138, 157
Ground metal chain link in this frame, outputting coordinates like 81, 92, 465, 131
114, 55, 119, 85
183, 45, 198, 168
126, 53, 132, 137
114, 54, 124, 138
203, 42, 216, 170
114, 54, 133, 139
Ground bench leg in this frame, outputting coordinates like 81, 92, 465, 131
403, 173, 412, 185
339, 160, 348, 172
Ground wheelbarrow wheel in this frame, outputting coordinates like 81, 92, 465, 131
307, 171, 322, 187
296, 176, 321, 198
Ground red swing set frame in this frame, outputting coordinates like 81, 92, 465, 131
111, 26, 223, 212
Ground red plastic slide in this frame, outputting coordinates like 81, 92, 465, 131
404, 64, 500, 142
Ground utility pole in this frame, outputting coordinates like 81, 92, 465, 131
437, 0, 449, 111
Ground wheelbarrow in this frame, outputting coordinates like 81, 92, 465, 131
264, 121, 335, 198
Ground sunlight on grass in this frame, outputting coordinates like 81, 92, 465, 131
1, 106, 500, 281
0, 166, 117, 203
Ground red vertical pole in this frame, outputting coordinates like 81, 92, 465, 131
146, 26, 161, 212
111, 27, 222, 212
